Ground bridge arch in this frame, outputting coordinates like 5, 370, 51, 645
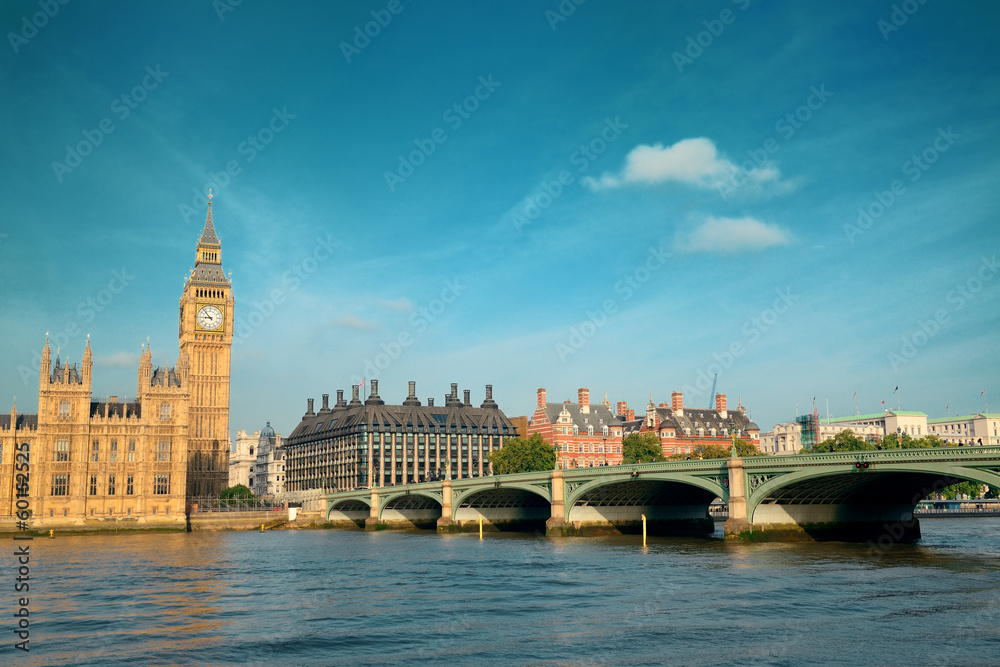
747, 464, 1000, 523
564, 473, 728, 511
560, 473, 727, 536
327, 497, 370, 527
737, 461, 1000, 541
451, 484, 552, 532
377, 491, 444, 520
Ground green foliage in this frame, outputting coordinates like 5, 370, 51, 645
810, 429, 875, 452
937, 481, 985, 500
219, 484, 254, 500
985, 486, 1000, 499
621, 432, 666, 464
488, 433, 557, 474
680, 440, 763, 460
809, 430, 949, 453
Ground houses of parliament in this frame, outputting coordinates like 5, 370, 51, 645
0, 198, 233, 526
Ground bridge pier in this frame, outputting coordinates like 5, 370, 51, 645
726, 497, 923, 543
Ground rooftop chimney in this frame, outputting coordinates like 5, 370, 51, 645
616, 400, 627, 416
335, 389, 346, 407
627, 409, 635, 421
716, 393, 727, 419
365, 379, 384, 405
349, 385, 361, 406
427, 397, 435, 407
537, 387, 547, 408
463, 389, 471, 406
321, 393, 330, 412
481, 384, 498, 409
446, 382, 463, 407
578, 387, 590, 413
306, 398, 315, 416
671, 392, 683, 410
403, 380, 421, 406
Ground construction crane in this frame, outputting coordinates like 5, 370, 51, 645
708, 372, 717, 409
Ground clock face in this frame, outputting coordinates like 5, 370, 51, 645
197, 305, 224, 331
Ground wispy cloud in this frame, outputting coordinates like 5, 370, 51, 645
583, 137, 782, 192
378, 297, 413, 313
681, 216, 792, 254
332, 314, 381, 331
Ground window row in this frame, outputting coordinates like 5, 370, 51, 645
52, 473, 170, 496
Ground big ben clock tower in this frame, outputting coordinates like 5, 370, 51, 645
179, 190, 234, 497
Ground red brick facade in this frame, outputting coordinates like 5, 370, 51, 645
625, 392, 760, 456
528, 387, 624, 468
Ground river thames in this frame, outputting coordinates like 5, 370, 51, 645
5, 518, 1000, 666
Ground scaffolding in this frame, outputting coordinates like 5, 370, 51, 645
797, 409, 820, 449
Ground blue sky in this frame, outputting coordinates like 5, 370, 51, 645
2, 0, 998, 439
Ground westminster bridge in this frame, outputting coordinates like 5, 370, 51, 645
323, 446, 1000, 541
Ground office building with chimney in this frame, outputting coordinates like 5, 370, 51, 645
284, 381, 518, 491
625, 391, 761, 455
528, 387, 625, 469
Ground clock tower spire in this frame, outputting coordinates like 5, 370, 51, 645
179, 190, 234, 498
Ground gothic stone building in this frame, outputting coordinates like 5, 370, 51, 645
285, 381, 517, 491
0, 199, 233, 526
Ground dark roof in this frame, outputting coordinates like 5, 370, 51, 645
151, 366, 182, 388
200, 206, 220, 245
50, 358, 82, 385
654, 406, 759, 434
288, 386, 516, 444
0, 414, 38, 430
539, 402, 622, 433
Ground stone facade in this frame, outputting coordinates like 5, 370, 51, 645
0, 200, 232, 526
229, 429, 258, 489
251, 423, 285, 497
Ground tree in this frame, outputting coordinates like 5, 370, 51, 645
985, 485, 1000, 499
684, 440, 763, 460
219, 484, 254, 500
937, 481, 984, 500
621, 432, 666, 464
488, 433, 556, 474
810, 429, 875, 452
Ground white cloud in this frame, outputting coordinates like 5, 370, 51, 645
582, 137, 784, 194
378, 297, 413, 313
682, 216, 792, 254
332, 314, 381, 331
96, 351, 138, 368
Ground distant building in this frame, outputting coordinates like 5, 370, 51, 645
528, 387, 624, 469
825, 410, 929, 439
632, 392, 760, 456
285, 381, 517, 491
759, 420, 880, 455
229, 426, 280, 490
927, 413, 1000, 445
252, 423, 285, 497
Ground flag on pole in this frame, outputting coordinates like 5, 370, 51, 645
881, 400, 885, 405
982, 389, 987, 396
894, 385, 899, 393
853, 392, 857, 398
946, 404, 949, 410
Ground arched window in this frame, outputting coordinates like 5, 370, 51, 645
159, 402, 170, 420
59, 400, 70, 418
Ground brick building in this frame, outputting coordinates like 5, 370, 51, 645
625, 391, 760, 456
528, 387, 624, 469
